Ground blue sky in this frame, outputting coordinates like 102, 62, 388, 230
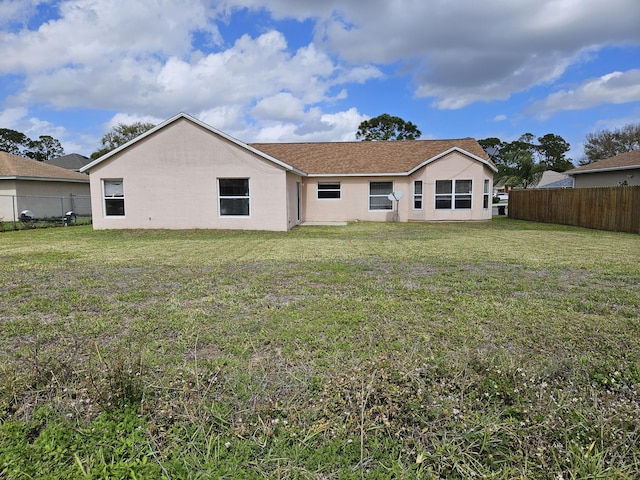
1, 0, 639, 162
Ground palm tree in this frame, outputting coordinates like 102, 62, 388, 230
496, 150, 545, 189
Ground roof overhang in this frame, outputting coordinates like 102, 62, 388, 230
0, 176, 89, 183
567, 165, 640, 176
408, 147, 498, 174
80, 112, 306, 176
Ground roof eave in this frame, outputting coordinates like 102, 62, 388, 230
307, 172, 408, 177
80, 112, 304, 175
407, 147, 498, 174
567, 165, 640, 176
0, 176, 89, 183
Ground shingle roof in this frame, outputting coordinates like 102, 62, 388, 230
80, 112, 494, 176
0, 151, 89, 182
45, 153, 91, 171
250, 138, 492, 175
567, 149, 640, 175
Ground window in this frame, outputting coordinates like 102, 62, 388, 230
435, 180, 452, 209
413, 180, 423, 209
103, 179, 125, 216
455, 180, 472, 209
317, 182, 341, 199
435, 179, 472, 210
369, 181, 393, 210
483, 179, 490, 209
219, 178, 250, 216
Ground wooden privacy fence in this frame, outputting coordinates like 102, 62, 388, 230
508, 186, 640, 234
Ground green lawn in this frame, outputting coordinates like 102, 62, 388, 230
1, 219, 639, 479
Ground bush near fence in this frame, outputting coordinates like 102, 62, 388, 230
508, 186, 640, 233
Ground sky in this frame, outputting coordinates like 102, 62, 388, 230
1, 0, 639, 162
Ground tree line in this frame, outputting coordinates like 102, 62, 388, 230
0, 128, 65, 162
1, 114, 638, 174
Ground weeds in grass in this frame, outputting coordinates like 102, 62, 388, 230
0, 221, 638, 478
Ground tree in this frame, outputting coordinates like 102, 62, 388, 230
0, 128, 65, 160
581, 123, 640, 165
26, 135, 65, 162
497, 148, 545, 189
536, 133, 573, 172
356, 114, 421, 141
478, 137, 504, 163
0, 128, 30, 155
91, 122, 155, 159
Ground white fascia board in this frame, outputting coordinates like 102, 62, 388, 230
1, 176, 88, 183
407, 147, 498, 175
307, 172, 408, 178
80, 112, 306, 176
567, 165, 639, 176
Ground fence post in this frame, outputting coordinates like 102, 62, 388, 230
12, 195, 17, 230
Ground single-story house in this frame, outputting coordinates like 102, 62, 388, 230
80, 113, 497, 231
566, 150, 640, 188
45, 153, 91, 172
0, 151, 90, 222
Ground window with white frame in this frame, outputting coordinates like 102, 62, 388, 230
103, 179, 125, 216
317, 182, 341, 199
435, 179, 472, 209
369, 181, 393, 210
483, 179, 490, 209
413, 180, 423, 209
219, 178, 250, 216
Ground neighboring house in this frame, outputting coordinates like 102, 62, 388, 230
536, 176, 574, 189
566, 150, 640, 188
80, 113, 497, 231
45, 153, 91, 172
533, 170, 573, 189
0, 151, 90, 221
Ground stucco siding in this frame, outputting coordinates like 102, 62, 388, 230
302, 152, 492, 223
304, 177, 410, 222
89, 118, 291, 231
422, 152, 494, 221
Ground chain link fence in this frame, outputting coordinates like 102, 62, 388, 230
0, 194, 92, 226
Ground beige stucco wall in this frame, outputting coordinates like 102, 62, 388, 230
303, 152, 494, 223
0, 179, 89, 221
0, 180, 16, 221
572, 168, 640, 188
88, 118, 293, 231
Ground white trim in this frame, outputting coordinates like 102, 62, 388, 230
317, 181, 342, 200
102, 178, 125, 218
218, 177, 251, 217
308, 172, 407, 178
435, 179, 473, 210
80, 113, 305, 176
567, 165, 640, 176
0, 176, 88, 183
408, 147, 498, 174
483, 178, 491, 209
413, 180, 423, 210
368, 180, 394, 211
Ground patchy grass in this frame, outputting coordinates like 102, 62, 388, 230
0, 218, 639, 478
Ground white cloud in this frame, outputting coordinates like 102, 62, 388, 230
235, 0, 640, 108
247, 107, 367, 142
252, 93, 307, 123
494, 115, 507, 122
528, 69, 640, 117
2, 0, 640, 149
